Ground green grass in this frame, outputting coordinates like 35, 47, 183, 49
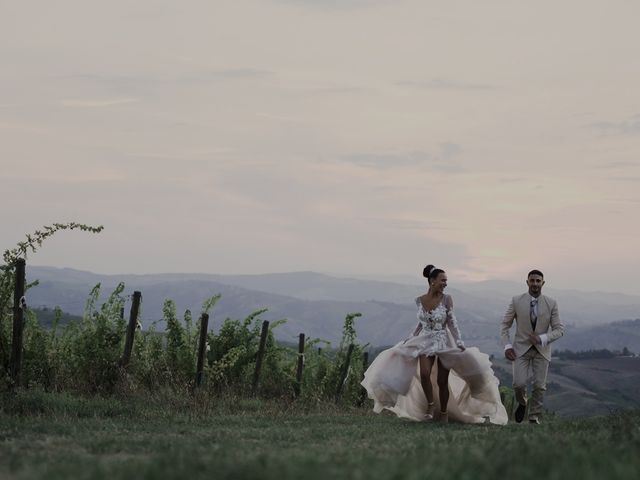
1, 392, 639, 480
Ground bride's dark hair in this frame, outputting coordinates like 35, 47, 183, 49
423, 264, 445, 283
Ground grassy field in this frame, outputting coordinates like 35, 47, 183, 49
1, 392, 639, 480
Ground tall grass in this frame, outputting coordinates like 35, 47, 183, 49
4, 281, 369, 405
1, 225, 369, 406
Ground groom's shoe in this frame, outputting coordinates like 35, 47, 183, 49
529, 417, 540, 425
515, 403, 526, 423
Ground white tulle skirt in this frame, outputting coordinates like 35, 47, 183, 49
361, 335, 508, 425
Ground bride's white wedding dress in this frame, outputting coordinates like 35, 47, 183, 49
361, 295, 508, 425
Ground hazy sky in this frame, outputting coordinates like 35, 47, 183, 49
1, 1, 639, 294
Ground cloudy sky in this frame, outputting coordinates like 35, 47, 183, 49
1, 0, 639, 294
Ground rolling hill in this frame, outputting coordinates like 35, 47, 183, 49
24, 266, 640, 353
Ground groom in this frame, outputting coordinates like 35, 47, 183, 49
501, 269, 564, 424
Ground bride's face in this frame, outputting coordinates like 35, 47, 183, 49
431, 273, 448, 292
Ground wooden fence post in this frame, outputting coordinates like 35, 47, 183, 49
294, 333, 305, 398
335, 343, 355, 403
357, 351, 370, 406
252, 320, 270, 394
195, 313, 210, 388
120, 291, 141, 367
9, 258, 26, 387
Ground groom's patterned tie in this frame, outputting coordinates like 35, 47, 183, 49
530, 298, 538, 331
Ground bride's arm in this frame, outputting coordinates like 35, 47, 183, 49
445, 295, 465, 350
401, 322, 423, 344
408, 297, 423, 338
412, 322, 423, 337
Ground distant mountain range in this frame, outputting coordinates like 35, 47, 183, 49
24, 266, 640, 353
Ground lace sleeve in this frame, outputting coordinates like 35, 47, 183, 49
445, 295, 465, 348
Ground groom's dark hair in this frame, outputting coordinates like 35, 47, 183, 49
528, 269, 544, 278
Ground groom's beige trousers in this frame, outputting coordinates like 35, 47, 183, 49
513, 346, 549, 418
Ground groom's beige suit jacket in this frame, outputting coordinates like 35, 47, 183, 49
500, 293, 564, 361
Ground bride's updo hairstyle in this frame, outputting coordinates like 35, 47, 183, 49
423, 264, 445, 285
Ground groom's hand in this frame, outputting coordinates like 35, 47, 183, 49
504, 348, 516, 361
528, 334, 542, 345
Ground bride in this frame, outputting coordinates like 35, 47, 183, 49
361, 264, 508, 425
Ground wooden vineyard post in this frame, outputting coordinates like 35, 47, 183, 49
252, 320, 270, 394
9, 258, 26, 387
294, 333, 305, 398
195, 313, 210, 388
120, 291, 142, 367
357, 351, 370, 407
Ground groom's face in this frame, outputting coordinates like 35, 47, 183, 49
526, 274, 545, 296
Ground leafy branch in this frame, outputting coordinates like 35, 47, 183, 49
1, 222, 103, 372
2, 222, 104, 267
